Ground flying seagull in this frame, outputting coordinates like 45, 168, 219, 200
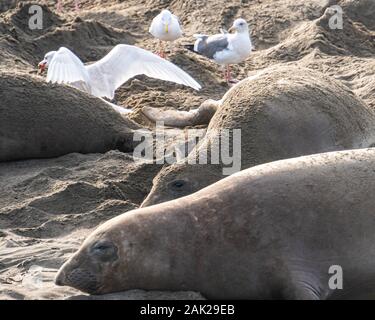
149, 9, 183, 59
38, 44, 201, 101
186, 18, 253, 84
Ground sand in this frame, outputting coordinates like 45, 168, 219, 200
0, 0, 374, 299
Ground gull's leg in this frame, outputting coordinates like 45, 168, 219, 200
162, 41, 167, 59
228, 65, 233, 83
169, 41, 174, 56
224, 65, 231, 84
227, 65, 240, 85
223, 65, 228, 83
156, 40, 163, 58
160, 41, 166, 59
155, 40, 160, 56
56, 0, 63, 12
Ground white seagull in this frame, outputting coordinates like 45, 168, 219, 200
149, 9, 183, 59
186, 18, 253, 84
38, 44, 201, 102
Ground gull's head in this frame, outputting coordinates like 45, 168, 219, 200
38, 51, 56, 73
229, 18, 249, 34
160, 9, 173, 33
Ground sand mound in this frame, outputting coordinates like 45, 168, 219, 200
0, 3, 134, 70
0, 151, 160, 238
342, 0, 375, 31
7, 2, 63, 36
260, 8, 374, 64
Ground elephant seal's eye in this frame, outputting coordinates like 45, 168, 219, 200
170, 180, 185, 190
91, 241, 118, 262
94, 243, 111, 251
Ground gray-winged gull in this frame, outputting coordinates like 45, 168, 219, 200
186, 18, 252, 84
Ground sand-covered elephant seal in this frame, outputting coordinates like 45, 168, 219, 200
55, 148, 375, 299
0, 73, 139, 162
142, 66, 375, 206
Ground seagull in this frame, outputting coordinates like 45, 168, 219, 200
56, 0, 80, 13
149, 9, 183, 59
38, 44, 201, 103
185, 18, 253, 84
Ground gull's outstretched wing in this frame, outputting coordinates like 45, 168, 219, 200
47, 47, 90, 90
86, 44, 201, 100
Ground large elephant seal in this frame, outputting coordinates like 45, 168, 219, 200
56, 148, 375, 299
141, 66, 375, 206
0, 72, 139, 162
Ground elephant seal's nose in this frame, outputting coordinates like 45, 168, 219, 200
55, 269, 66, 286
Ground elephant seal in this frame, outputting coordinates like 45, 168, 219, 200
141, 65, 375, 206
56, 148, 375, 299
0, 73, 139, 162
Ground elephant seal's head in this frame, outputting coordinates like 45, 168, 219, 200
55, 228, 123, 294
55, 210, 175, 294
141, 162, 223, 207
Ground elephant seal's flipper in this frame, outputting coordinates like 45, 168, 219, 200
142, 100, 219, 127
100, 98, 133, 115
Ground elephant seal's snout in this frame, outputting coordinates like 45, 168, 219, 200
55, 268, 66, 286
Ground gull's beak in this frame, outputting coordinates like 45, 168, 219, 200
38, 61, 47, 74
228, 26, 236, 34
165, 23, 169, 33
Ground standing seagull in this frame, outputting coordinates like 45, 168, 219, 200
186, 18, 252, 84
38, 44, 201, 101
149, 9, 183, 59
